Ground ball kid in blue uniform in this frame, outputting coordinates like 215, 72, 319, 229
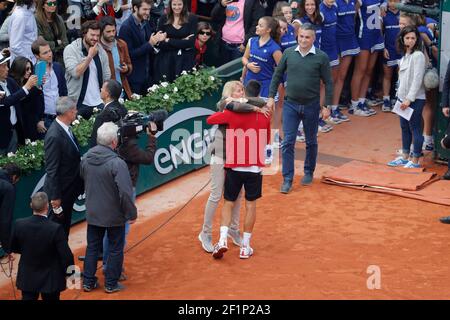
242, 16, 282, 99
320, 0, 339, 67
349, 0, 385, 116
293, 0, 322, 48
381, 0, 400, 111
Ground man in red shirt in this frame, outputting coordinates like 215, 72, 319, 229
207, 103, 270, 259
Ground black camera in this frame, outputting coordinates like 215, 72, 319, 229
402, 0, 439, 8
117, 110, 168, 141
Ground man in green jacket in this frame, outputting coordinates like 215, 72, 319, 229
266, 23, 333, 194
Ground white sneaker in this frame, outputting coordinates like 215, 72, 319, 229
264, 144, 273, 165
239, 245, 254, 259
212, 241, 228, 259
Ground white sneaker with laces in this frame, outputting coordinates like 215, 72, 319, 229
239, 245, 254, 259
212, 241, 228, 259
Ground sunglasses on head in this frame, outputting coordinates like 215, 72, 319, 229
199, 31, 211, 36
46, 1, 57, 6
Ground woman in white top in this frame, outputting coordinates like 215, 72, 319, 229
387, 26, 426, 169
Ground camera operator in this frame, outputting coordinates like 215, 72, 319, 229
101, 117, 157, 280
0, 163, 21, 259
89, 79, 127, 147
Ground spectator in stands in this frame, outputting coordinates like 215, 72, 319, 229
64, 20, 111, 119
211, 0, 264, 65
81, 0, 123, 21
0, 53, 38, 155
81, 122, 137, 294
9, 0, 38, 64
9, 57, 45, 141
153, 0, 198, 83
0, 0, 14, 26
195, 21, 213, 67
118, 0, 165, 95
35, 0, 69, 66
32, 38, 68, 132
100, 16, 133, 99
10, 191, 74, 301
0, 163, 21, 260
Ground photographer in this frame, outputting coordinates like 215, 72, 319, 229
89, 79, 128, 147
0, 163, 21, 259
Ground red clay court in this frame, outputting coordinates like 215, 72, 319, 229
2, 110, 450, 300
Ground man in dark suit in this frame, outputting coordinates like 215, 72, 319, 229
44, 96, 84, 237
10, 192, 74, 300
118, 0, 166, 95
89, 79, 127, 147
0, 163, 21, 259
0, 53, 38, 155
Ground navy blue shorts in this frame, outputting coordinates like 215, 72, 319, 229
358, 31, 384, 53
321, 45, 340, 67
337, 35, 360, 57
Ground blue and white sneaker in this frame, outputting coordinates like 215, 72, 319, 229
332, 109, 350, 123
382, 99, 392, 112
404, 160, 421, 168
318, 118, 333, 133
352, 103, 371, 117
296, 129, 305, 142
388, 156, 409, 167
272, 132, 282, 149
362, 102, 377, 116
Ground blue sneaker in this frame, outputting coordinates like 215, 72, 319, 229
318, 118, 333, 133
362, 102, 376, 115
334, 109, 349, 122
382, 99, 392, 112
353, 103, 371, 117
388, 156, 409, 167
404, 160, 421, 168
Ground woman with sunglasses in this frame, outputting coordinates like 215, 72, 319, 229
9, 57, 44, 141
35, 0, 69, 66
195, 22, 213, 67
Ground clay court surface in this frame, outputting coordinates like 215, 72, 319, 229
2, 109, 450, 300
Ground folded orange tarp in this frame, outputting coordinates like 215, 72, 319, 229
322, 160, 450, 206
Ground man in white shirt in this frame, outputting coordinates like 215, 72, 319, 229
64, 20, 111, 119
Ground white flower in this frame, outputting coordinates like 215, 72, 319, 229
31, 154, 35, 159
209, 76, 215, 81
77, 115, 83, 120
131, 93, 141, 100
173, 87, 178, 93
163, 94, 170, 100
118, 98, 125, 104
192, 67, 197, 72
93, 107, 99, 113
181, 70, 188, 76
7, 152, 15, 158
147, 85, 159, 92
31, 141, 37, 146
72, 119, 80, 126
25, 139, 31, 145
160, 82, 169, 88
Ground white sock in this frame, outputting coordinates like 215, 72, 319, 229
242, 232, 252, 247
383, 96, 390, 101
219, 226, 228, 244
351, 100, 359, 108
331, 105, 338, 111
424, 135, 433, 144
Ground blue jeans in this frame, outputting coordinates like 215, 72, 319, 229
102, 189, 135, 271
282, 100, 320, 182
221, 40, 244, 64
84, 224, 125, 289
400, 99, 425, 158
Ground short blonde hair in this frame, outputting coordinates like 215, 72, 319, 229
221, 81, 244, 99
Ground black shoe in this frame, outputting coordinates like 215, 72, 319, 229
280, 180, 292, 194
443, 170, 450, 180
301, 173, 313, 186
105, 283, 125, 294
83, 280, 99, 292
440, 216, 450, 224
